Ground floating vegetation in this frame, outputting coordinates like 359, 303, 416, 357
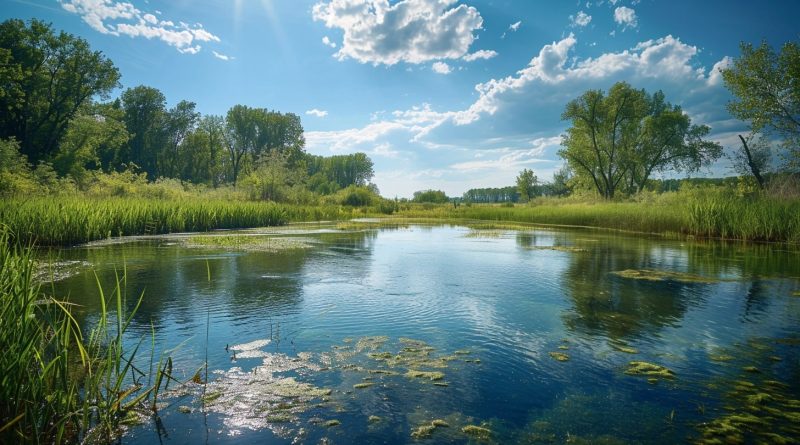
433, 382, 449, 387
624, 361, 675, 379
353, 382, 374, 389
743, 366, 760, 373
368, 415, 382, 423
33, 259, 92, 283
411, 419, 450, 440
792, 291, 800, 296
464, 229, 507, 239
611, 269, 718, 284
406, 370, 445, 381
549, 352, 570, 362
525, 245, 589, 253
709, 353, 735, 362
465, 358, 481, 363
184, 234, 314, 252
612, 344, 639, 354
462, 425, 492, 440
324, 420, 340, 427
335, 220, 410, 231
177, 406, 192, 414
454, 350, 471, 355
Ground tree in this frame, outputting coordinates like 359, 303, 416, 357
730, 133, 770, 189
0, 19, 120, 163
51, 103, 129, 181
121, 86, 167, 178
225, 105, 260, 186
413, 189, 448, 203
722, 40, 800, 170
559, 82, 721, 198
161, 100, 199, 178
548, 164, 572, 197
516, 168, 538, 202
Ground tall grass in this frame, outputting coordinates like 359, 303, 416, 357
396, 189, 800, 243
0, 228, 174, 443
0, 197, 360, 246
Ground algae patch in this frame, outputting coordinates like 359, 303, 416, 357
462, 425, 492, 440
611, 269, 718, 284
185, 234, 313, 252
549, 352, 570, 362
406, 370, 445, 381
624, 361, 675, 379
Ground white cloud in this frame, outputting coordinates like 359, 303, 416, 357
432, 61, 452, 74
570, 11, 592, 27
312, 0, 485, 65
306, 109, 329, 118
60, 0, 220, 54
463, 50, 498, 62
614, 6, 638, 30
212, 50, 233, 61
501, 20, 522, 38
307, 34, 735, 197
322, 35, 337, 48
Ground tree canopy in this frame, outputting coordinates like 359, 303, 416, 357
722, 40, 800, 171
0, 19, 120, 163
559, 82, 722, 198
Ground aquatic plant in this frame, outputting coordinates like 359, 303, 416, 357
0, 228, 174, 444
549, 352, 570, 362
611, 269, 718, 284
624, 361, 675, 379
462, 424, 492, 439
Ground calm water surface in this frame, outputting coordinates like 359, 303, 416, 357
47, 223, 800, 444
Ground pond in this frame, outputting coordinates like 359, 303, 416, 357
45, 221, 800, 444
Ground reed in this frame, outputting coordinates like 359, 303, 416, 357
0, 227, 174, 444
0, 197, 358, 246
396, 189, 800, 243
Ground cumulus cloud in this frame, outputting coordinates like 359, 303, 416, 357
463, 50, 498, 62
312, 0, 485, 65
432, 61, 452, 74
614, 6, 638, 30
570, 11, 592, 27
306, 109, 329, 118
60, 0, 220, 54
212, 50, 233, 61
322, 36, 337, 48
307, 34, 734, 197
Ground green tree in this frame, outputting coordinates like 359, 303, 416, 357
161, 100, 199, 178
516, 168, 538, 202
0, 19, 120, 163
722, 40, 800, 170
559, 82, 721, 198
121, 86, 167, 178
413, 189, 449, 203
225, 105, 260, 186
51, 103, 129, 182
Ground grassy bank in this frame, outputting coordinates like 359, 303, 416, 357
396, 190, 800, 243
0, 197, 363, 246
0, 229, 171, 443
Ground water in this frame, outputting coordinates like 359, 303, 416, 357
45, 223, 800, 444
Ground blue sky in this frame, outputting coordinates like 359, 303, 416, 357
4, 0, 799, 197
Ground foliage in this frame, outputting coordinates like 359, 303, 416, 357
0, 19, 120, 164
413, 189, 449, 203
306, 152, 375, 189
516, 168, 538, 202
722, 40, 800, 170
559, 82, 722, 198
0, 227, 172, 443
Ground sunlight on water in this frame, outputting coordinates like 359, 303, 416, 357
47, 223, 800, 444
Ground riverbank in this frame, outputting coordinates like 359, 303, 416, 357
2, 188, 799, 246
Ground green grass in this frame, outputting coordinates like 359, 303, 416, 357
0, 197, 361, 246
395, 190, 800, 243
0, 227, 173, 443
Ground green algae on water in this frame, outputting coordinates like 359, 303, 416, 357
611, 269, 718, 284
406, 370, 445, 381
462, 425, 492, 439
324, 419, 340, 427
624, 361, 675, 379
368, 415, 382, 423
353, 382, 374, 389
549, 352, 570, 362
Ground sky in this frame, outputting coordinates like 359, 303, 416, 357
3, 0, 799, 198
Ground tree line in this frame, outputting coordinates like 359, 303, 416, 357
0, 19, 376, 200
